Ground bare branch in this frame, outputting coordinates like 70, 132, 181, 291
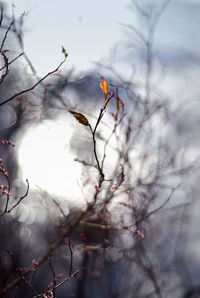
0, 52, 24, 71
0, 6, 3, 28
68, 239, 73, 277
6, 179, 29, 213
55, 267, 85, 290
0, 58, 66, 107
0, 21, 13, 51
48, 255, 56, 298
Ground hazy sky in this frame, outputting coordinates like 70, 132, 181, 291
4, 0, 135, 75
3, 0, 200, 78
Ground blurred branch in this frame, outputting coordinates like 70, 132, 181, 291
74, 158, 97, 169
151, 0, 170, 32
1, 209, 87, 295
135, 184, 180, 225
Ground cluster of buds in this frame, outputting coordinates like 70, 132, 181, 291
0, 165, 8, 179
0, 158, 10, 195
134, 230, 145, 239
123, 225, 144, 239
32, 259, 39, 271
0, 185, 10, 196
1, 140, 15, 147
16, 266, 30, 274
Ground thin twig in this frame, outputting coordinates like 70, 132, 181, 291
68, 239, 73, 277
48, 255, 56, 298
6, 250, 37, 296
89, 93, 114, 182
0, 50, 9, 85
6, 179, 29, 213
135, 184, 180, 225
55, 267, 85, 290
0, 58, 66, 107
0, 52, 24, 71
0, 21, 13, 51
0, 6, 3, 28
101, 113, 125, 172
74, 158, 97, 169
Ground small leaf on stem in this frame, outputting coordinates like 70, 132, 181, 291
70, 111, 89, 126
100, 77, 108, 97
100, 77, 108, 108
62, 46, 68, 58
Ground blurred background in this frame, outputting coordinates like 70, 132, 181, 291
0, 0, 200, 297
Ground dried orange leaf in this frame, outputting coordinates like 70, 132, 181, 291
70, 111, 89, 126
100, 77, 108, 97
100, 77, 109, 108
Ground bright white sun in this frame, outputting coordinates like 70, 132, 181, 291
17, 117, 84, 205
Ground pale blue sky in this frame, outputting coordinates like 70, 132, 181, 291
3, 0, 200, 94
4, 0, 200, 77
5, 0, 135, 75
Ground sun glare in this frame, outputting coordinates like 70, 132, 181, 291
17, 119, 84, 205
